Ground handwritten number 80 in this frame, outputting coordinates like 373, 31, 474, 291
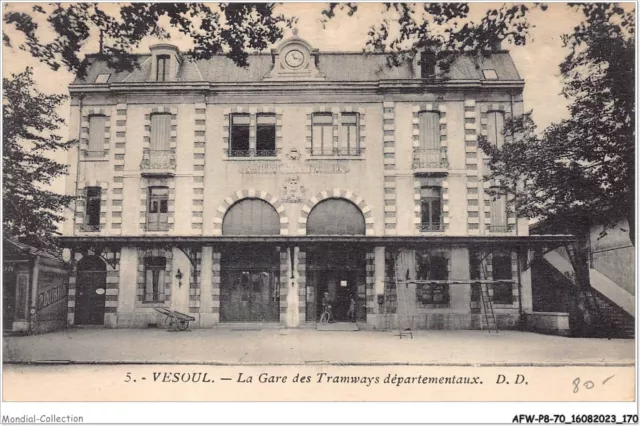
573, 378, 594, 393
573, 375, 614, 393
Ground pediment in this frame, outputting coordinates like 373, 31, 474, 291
264, 31, 326, 81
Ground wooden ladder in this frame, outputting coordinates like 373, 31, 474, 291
479, 253, 498, 333
479, 282, 498, 333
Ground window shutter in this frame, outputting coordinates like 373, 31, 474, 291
150, 114, 171, 150
487, 111, 505, 148
490, 194, 507, 227
88, 116, 107, 151
418, 112, 441, 159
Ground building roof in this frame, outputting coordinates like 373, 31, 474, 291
72, 50, 522, 85
3, 238, 63, 262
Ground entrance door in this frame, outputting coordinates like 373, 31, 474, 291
74, 257, 107, 325
306, 246, 366, 323
2, 264, 16, 330
220, 246, 280, 323
220, 269, 280, 322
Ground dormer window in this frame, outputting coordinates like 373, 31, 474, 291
420, 51, 436, 78
149, 44, 182, 82
156, 55, 170, 81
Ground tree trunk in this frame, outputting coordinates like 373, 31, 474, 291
566, 224, 603, 338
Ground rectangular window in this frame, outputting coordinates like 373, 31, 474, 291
95, 74, 111, 84
420, 186, 442, 231
418, 111, 440, 150
147, 187, 169, 231
156, 55, 170, 81
339, 113, 359, 155
84, 187, 101, 231
416, 111, 441, 168
490, 192, 508, 231
492, 253, 513, 304
150, 113, 171, 151
421, 51, 436, 78
486, 111, 505, 148
311, 113, 333, 156
230, 114, 250, 157
144, 257, 166, 302
415, 253, 449, 304
482, 69, 498, 80
487, 111, 507, 231
256, 114, 276, 156
88, 115, 107, 154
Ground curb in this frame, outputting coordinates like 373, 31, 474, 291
4, 360, 635, 367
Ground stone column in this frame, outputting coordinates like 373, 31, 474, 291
373, 246, 386, 327
117, 247, 138, 324
199, 246, 214, 327
520, 248, 533, 313
211, 250, 221, 323
285, 247, 300, 328
171, 248, 191, 314
449, 247, 470, 312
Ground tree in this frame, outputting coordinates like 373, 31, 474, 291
3, 68, 75, 250
478, 3, 635, 336
3, 3, 536, 77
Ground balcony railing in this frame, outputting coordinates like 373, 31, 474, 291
488, 225, 513, 233
140, 149, 176, 175
144, 222, 171, 232
417, 223, 446, 232
309, 147, 363, 157
227, 148, 278, 158
82, 150, 106, 158
79, 224, 100, 232
412, 147, 448, 172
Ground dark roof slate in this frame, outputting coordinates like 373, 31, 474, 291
73, 51, 522, 85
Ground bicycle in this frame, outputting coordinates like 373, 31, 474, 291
319, 304, 333, 324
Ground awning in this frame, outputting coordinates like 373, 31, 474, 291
56, 234, 576, 250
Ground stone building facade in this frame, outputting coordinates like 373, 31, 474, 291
59, 35, 567, 330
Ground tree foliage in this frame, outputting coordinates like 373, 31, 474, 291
322, 3, 534, 71
479, 3, 635, 243
3, 2, 539, 77
3, 68, 75, 250
3, 3, 296, 77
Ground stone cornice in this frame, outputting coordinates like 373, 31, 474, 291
68, 78, 524, 98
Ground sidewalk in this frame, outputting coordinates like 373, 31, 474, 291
2, 328, 635, 366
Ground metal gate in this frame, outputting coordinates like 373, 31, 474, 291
220, 268, 280, 322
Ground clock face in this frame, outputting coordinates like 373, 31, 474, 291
284, 49, 305, 68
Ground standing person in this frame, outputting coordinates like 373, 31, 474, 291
321, 290, 333, 323
347, 293, 356, 322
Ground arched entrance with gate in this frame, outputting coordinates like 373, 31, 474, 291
74, 256, 107, 325
220, 198, 281, 322
305, 198, 367, 323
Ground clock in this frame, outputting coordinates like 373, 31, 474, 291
284, 49, 305, 68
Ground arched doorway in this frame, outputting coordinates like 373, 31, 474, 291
305, 198, 366, 323
74, 256, 107, 325
220, 198, 281, 322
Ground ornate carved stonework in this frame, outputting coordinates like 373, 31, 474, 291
239, 163, 350, 174
263, 30, 326, 81
282, 175, 306, 203
286, 148, 302, 161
